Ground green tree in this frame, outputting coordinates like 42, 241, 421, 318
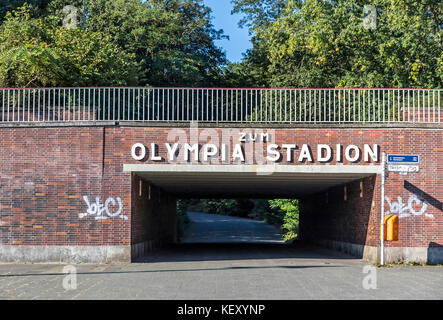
0, 6, 63, 87
231, 0, 288, 30
233, 0, 443, 89
0, 0, 50, 21
228, 0, 289, 88
46, 0, 227, 86
52, 27, 138, 86
0, 4, 138, 87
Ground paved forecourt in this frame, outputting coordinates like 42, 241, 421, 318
1, 228, 442, 299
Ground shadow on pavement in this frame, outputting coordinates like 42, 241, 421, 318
134, 241, 359, 263
0, 262, 345, 278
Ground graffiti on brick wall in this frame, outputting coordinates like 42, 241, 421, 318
385, 194, 433, 218
79, 196, 127, 220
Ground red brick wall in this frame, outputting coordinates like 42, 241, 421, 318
0, 126, 441, 250
300, 176, 378, 246
131, 174, 177, 247
0, 127, 131, 246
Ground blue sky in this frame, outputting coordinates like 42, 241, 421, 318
203, 0, 252, 63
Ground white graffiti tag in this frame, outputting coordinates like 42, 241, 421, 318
385, 195, 433, 218
79, 196, 127, 220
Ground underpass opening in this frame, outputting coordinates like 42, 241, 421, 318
178, 199, 288, 244
127, 164, 381, 262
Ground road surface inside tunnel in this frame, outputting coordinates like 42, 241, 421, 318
134, 211, 361, 265
181, 212, 284, 244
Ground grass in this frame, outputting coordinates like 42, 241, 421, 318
374, 260, 439, 268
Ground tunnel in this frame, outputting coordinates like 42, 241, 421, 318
126, 164, 382, 261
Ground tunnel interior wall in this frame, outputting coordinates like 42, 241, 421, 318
300, 176, 378, 258
131, 174, 177, 261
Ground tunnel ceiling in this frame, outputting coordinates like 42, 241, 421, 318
127, 165, 381, 198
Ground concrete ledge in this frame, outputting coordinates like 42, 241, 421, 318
315, 239, 443, 265
0, 245, 131, 264
0, 121, 117, 128
117, 122, 443, 129
124, 164, 383, 175
0, 121, 441, 129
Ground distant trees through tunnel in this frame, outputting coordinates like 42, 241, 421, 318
177, 199, 300, 243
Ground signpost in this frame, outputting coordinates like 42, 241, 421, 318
382, 154, 420, 264
83, 0, 86, 30
380, 153, 386, 266
388, 164, 420, 173
387, 155, 419, 163
387, 154, 420, 175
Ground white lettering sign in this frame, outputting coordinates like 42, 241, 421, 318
130, 138, 379, 164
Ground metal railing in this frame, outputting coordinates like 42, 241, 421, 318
0, 87, 441, 124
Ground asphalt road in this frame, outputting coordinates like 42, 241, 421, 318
180, 212, 284, 244
0, 212, 442, 300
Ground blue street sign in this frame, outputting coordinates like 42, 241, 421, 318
387, 155, 420, 163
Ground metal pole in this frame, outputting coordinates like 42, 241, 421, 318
82, 0, 86, 31
380, 152, 386, 266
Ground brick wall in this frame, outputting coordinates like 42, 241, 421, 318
131, 174, 177, 259
0, 125, 441, 262
300, 176, 378, 246
0, 126, 130, 247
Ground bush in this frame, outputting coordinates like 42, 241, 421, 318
268, 199, 299, 243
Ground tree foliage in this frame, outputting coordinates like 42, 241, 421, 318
0, 4, 138, 87
231, 0, 288, 30
0, 7, 62, 87
46, 0, 227, 87
233, 0, 443, 88
268, 199, 299, 242
0, 0, 50, 21
0, 0, 227, 87
184, 199, 254, 217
